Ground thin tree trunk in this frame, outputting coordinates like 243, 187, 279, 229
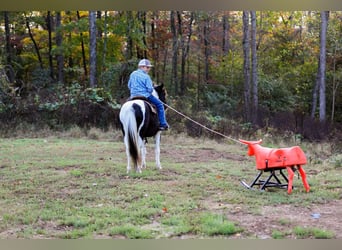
318, 11, 329, 122
170, 11, 178, 95
77, 11, 88, 77
222, 12, 230, 54
242, 11, 251, 122
102, 11, 108, 72
311, 58, 319, 119
47, 11, 54, 80
125, 11, 134, 60
203, 16, 210, 84
89, 11, 97, 88
151, 11, 158, 82
250, 11, 258, 125
178, 11, 184, 95
180, 12, 194, 96
4, 11, 15, 83
331, 42, 340, 122
137, 11, 147, 59
66, 11, 74, 80
96, 11, 102, 38
25, 14, 43, 69
56, 11, 64, 83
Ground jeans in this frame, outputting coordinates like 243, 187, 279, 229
147, 95, 168, 126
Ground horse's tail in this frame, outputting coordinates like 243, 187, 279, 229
121, 103, 143, 169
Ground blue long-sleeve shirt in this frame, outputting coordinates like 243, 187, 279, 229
128, 69, 153, 98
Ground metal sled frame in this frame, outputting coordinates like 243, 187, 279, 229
241, 167, 295, 191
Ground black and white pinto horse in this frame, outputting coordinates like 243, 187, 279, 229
119, 84, 167, 173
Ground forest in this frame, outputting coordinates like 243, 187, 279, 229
0, 11, 341, 143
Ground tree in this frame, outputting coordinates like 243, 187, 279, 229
3, 11, 15, 83
25, 13, 43, 69
242, 11, 251, 122
250, 11, 258, 125
170, 11, 178, 95
328, 12, 342, 122
89, 11, 97, 87
222, 12, 230, 54
77, 11, 88, 78
55, 11, 64, 83
179, 11, 194, 96
312, 11, 329, 122
203, 14, 210, 84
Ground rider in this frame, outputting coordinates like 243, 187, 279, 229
128, 59, 169, 131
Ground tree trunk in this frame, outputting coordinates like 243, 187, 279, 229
318, 11, 329, 122
151, 11, 158, 82
55, 11, 64, 83
102, 11, 108, 72
4, 11, 15, 83
125, 11, 134, 60
137, 11, 147, 59
65, 11, 74, 80
25, 14, 43, 69
89, 11, 97, 88
180, 12, 194, 96
77, 11, 88, 78
47, 11, 54, 80
311, 57, 319, 119
242, 11, 251, 122
96, 11, 102, 38
170, 11, 178, 95
250, 11, 258, 125
203, 16, 210, 84
222, 12, 230, 54
331, 39, 340, 123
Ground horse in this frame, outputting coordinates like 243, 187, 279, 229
119, 84, 167, 173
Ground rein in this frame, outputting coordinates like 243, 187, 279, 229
162, 102, 243, 145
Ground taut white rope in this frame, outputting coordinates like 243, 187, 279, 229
162, 102, 243, 145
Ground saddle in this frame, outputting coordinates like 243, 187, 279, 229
129, 96, 157, 114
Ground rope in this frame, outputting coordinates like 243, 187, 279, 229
162, 102, 243, 145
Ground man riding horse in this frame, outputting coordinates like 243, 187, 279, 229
119, 59, 169, 173
128, 59, 169, 131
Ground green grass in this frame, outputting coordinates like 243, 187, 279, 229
271, 230, 286, 239
197, 212, 242, 236
293, 226, 335, 239
0, 132, 341, 239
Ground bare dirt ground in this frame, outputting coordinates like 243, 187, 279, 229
205, 199, 342, 239
161, 144, 342, 239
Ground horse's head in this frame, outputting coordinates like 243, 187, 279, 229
153, 83, 167, 107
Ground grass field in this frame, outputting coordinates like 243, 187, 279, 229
0, 128, 341, 239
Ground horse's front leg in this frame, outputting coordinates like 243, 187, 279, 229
155, 131, 162, 169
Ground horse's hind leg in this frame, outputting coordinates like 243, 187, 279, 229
155, 131, 162, 169
124, 135, 131, 173
131, 136, 144, 173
